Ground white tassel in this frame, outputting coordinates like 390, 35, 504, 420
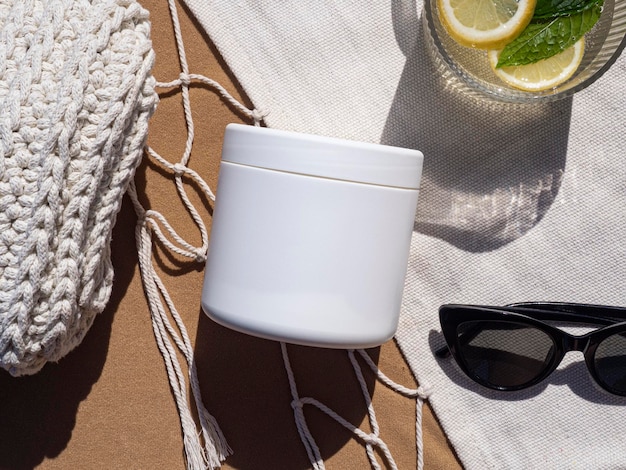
131, 187, 231, 468
128, 0, 264, 465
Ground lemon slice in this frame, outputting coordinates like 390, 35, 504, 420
488, 38, 585, 91
438, 0, 536, 49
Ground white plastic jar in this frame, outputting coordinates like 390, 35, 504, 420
201, 124, 423, 348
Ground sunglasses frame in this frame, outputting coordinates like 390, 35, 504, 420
437, 302, 626, 395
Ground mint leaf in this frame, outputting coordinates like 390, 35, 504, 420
496, 4, 602, 67
534, 0, 603, 18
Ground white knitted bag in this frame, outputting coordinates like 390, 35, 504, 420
0, 0, 157, 376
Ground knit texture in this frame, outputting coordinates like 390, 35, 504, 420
0, 0, 157, 376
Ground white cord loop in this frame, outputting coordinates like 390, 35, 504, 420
281, 343, 432, 470
130, 0, 264, 467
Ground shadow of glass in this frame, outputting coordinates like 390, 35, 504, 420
0, 196, 136, 469
383, 1, 573, 252
193, 314, 380, 469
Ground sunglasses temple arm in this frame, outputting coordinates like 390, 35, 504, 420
506, 302, 626, 322
518, 302, 626, 317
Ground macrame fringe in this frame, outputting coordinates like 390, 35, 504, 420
281, 343, 432, 470
135, 1, 430, 468
130, 0, 262, 467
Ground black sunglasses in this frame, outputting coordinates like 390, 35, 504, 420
436, 302, 626, 396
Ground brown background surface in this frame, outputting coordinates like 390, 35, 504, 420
0, 2, 462, 468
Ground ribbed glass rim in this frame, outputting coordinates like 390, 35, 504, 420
422, 0, 626, 103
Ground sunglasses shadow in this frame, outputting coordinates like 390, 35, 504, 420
428, 330, 626, 405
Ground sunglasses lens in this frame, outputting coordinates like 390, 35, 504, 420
456, 320, 556, 389
594, 332, 626, 395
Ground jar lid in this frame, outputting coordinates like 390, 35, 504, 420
221, 123, 423, 189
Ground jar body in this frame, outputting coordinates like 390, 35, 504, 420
201, 160, 420, 348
